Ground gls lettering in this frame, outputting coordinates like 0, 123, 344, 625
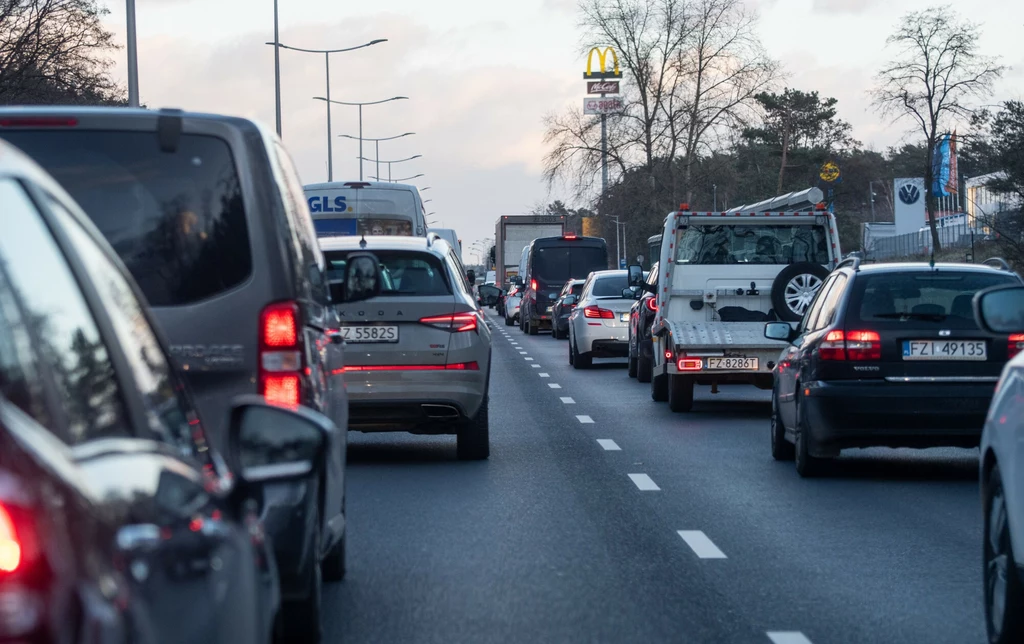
307, 196, 348, 213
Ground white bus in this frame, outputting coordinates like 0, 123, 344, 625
304, 181, 427, 238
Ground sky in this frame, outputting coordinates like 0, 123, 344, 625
100, 0, 1024, 262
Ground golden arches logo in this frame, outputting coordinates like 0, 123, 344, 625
584, 47, 622, 79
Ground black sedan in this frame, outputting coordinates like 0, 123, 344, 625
765, 257, 1022, 477
627, 261, 659, 380
551, 279, 585, 339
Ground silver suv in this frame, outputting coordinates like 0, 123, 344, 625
320, 235, 492, 459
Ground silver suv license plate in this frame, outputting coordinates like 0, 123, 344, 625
706, 357, 758, 370
341, 325, 399, 343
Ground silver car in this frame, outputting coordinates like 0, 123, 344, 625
319, 235, 492, 459
567, 270, 634, 369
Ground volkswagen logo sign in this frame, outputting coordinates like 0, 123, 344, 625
898, 183, 921, 205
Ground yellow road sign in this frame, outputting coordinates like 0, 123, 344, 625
820, 161, 840, 183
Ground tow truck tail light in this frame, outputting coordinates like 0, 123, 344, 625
419, 313, 478, 333
583, 305, 614, 319
677, 358, 702, 371
1009, 334, 1024, 359
259, 302, 303, 407
645, 297, 657, 312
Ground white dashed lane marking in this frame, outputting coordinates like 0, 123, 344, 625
539, 373, 550, 378
560, 397, 575, 404
548, 384, 562, 389
597, 439, 620, 451
525, 358, 534, 361
519, 351, 528, 355
766, 633, 813, 644
628, 474, 660, 491
677, 531, 727, 559
531, 364, 541, 368
576, 415, 594, 424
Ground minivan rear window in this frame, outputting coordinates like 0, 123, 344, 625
533, 245, 607, 284
2, 130, 252, 307
676, 224, 828, 265
324, 250, 450, 297
851, 271, 1018, 328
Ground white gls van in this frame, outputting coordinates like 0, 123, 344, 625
304, 180, 427, 238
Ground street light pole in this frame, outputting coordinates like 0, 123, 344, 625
273, 0, 281, 135
316, 97, 409, 179
325, 52, 332, 180
359, 105, 364, 180
126, 0, 140, 107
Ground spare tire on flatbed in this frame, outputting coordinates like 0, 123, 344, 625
771, 262, 830, 322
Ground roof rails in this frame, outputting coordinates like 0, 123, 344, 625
836, 253, 862, 272
983, 257, 1012, 271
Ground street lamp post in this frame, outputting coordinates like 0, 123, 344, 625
315, 97, 409, 180
339, 132, 415, 181
358, 154, 421, 182
266, 39, 386, 179
272, 0, 281, 135
126, 0, 139, 107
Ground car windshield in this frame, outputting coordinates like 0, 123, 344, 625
324, 250, 448, 296
1, 130, 251, 306
851, 271, 1018, 328
675, 223, 829, 265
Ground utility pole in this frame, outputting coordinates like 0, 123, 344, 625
126, 0, 139, 107
273, 0, 281, 136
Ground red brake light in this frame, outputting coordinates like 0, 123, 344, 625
263, 374, 301, 407
0, 504, 21, 573
342, 362, 479, 372
420, 313, 478, 333
563, 232, 577, 239
846, 330, 881, 361
818, 330, 847, 361
261, 303, 298, 348
677, 358, 702, 371
0, 117, 78, 128
531, 279, 538, 292
583, 305, 614, 319
645, 297, 657, 312
1009, 334, 1024, 359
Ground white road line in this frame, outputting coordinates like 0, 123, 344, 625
597, 439, 621, 451
548, 384, 562, 389
519, 351, 528, 355
525, 358, 534, 361
531, 364, 541, 368
576, 415, 594, 424
677, 531, 727, 559
539, 373, 550, 378
560, 397, 575, 404
766, 633, 813, 644
628, 473, 660, 491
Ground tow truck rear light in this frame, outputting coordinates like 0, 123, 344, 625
583, 305, 614, 319
645, 297, 657, 312
677, 358, 702, 371
259, 302, 303, 407
679, 203, 690, 211
1009, 334, 1024, 359
419, 313, 478, 333
818, 329, 881, 361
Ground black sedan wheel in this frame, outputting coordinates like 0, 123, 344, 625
771, 391, 795, 461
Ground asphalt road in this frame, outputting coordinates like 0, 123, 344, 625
324, 309, 985, 644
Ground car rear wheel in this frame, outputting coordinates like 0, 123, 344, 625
528, 319, 539, 335
572, 337, 592, 369
650, 368, 668, 402
627, 353, 638, 378
504, 314, 513, 327
321, 494, 346, 582
276, 506, 323, 643
985, 464, 1024, 644
668, 374, 694, 412
637, 346, 653, 384
457, 393, 490, 460
794, 393, 827, 477
771, 391, 795, 461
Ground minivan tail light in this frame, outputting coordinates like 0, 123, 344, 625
419, 313, 478, 333
583, 305, 614, 319
531, 279, 538, 292
645, 297, 657, 312
260, 302, 303, 407
1009, 334, 1024, 359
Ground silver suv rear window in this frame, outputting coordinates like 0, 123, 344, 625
325, 250, 451, 296
676, 224, 829, 265
2, 130, 252, 307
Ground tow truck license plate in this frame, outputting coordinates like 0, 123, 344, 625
903, 340, 986, 360
340, 325, 399, 343
706, 357, 758, 370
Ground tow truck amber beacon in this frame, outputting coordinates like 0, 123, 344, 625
583, 46, 623, 80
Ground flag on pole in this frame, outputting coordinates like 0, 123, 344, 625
945, 130, 958, 195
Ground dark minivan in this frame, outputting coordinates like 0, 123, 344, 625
0, 107, 355, 641
519, 234, 609, 335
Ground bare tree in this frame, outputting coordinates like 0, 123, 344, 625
872, 5, 1003, 251
669, 0, 778, 202
0, 0, 124, 105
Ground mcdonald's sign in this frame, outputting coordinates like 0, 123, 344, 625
583, 46, 622, 80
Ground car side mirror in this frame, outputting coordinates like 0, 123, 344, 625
628, 264, 643, 286
765, 322, 798, 343
330, 252, 383, 303
563, 294, 577, 306
975, 285, 1024, 334
228, 396, 331, 484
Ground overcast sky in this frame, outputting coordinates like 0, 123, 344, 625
101, 0, 1023, 260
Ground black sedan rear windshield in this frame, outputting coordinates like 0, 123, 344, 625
1, 130, 252, 307
325, 250, 450, 296
851, 271, 1019, 328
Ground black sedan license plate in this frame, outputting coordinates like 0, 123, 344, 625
903, 340, 986, 360
706, 357, 758, 370
341, 325, 399, 343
